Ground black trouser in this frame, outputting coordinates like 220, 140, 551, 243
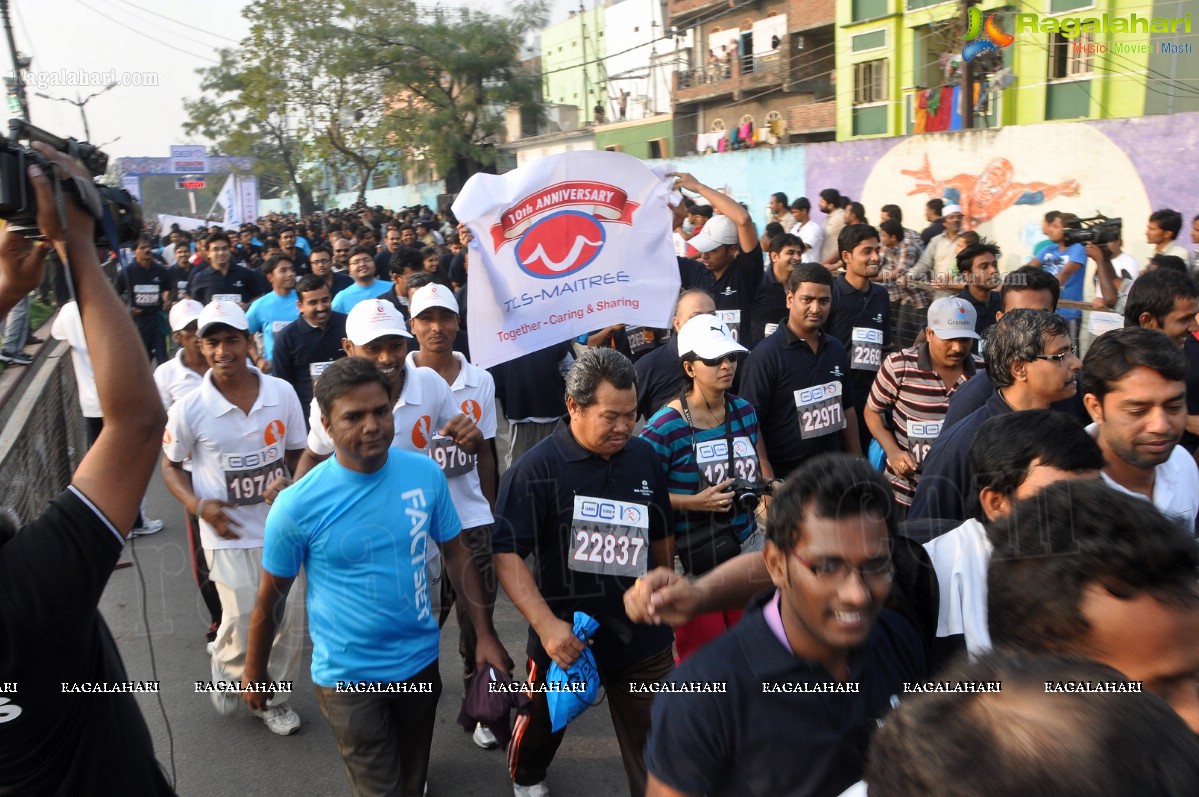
436, 524, 505, 681
508, 646, 674, 796
135, 315, 167, 365
185, 511, 223, 632
315, 660, 442, 797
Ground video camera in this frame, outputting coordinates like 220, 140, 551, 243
0, 119, 141, 244
1062, 214, 1122, 248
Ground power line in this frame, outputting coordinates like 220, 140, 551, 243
112, 0, 241, 45
72, 0, 220, 64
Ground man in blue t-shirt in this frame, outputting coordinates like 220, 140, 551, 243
243, 357, 509, 797
331, 245, 388, 314
1031, 211, 1086, 341
245, 254, 299, 370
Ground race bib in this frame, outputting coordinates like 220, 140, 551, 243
427, 435, 474, 477
272, 320, 289, 334
309, 361, 333, 379
850, 327, 883, 371
906, 419, 943, 466
221, 446, 286, 507
624, 325, 655, 355
716, 310, 741, 342
213, 293, 241, 304
568, 496, 650, 578
176, 280, 190, 296
133, 284, 159, 307
695, 436, 759, 487
794, 381, 846, 440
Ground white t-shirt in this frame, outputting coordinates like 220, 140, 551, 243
153, 348, 205, 410
163, 368, 308, 550
1087, 423, 1199, 534
923, 518, 993, 658
791, 219, 824, 263
50, 301, 100, 418
1089, 251, 1139, 329
405, 351, 497, 528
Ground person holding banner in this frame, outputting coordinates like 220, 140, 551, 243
639, 314, 763, 661
671, 173, 761, 345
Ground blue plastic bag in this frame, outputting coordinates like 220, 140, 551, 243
868, 438, 887, 472
546, 612, 602, 732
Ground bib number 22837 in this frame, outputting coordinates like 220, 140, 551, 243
794, 381, 846, 440
569, 495, 650, 578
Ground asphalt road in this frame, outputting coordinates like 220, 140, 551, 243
102, 432, 633, 797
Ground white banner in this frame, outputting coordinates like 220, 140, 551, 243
120, 175, 141, 203
452, 151, 680, 369
169, 145, 207, 175
238, 175, 259, 226
157, 213, 208, 232
216, 174, 240, 227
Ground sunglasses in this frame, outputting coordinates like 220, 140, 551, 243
696, 353, 743, 367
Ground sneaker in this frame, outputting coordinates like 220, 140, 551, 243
513, 783, 550, 797
130, 518, 165, 537
254, 703, 301, 736
473, 722, 499, 749
0, 351, 32, 366
205, 640, 216, 656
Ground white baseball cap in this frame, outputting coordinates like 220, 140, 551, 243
942, 203, 964, 217
345, 299, 413, 345
927, 296, 979, 340
197, 300, 249, 337
677, 314, 748, 360
409, 283, 459, 318
169, 299, 204, 332
688, 214, 740, 253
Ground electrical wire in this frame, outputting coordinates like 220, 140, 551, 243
72, 0, 220, 64
112, 0, 241, 45
129, 537, 177, 791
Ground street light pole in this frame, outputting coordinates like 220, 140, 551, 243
34, 82, 117, 142
0, 0, 28, 120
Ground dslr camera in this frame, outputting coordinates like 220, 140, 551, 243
726, 478, 775, 514
1062, 214, 1122, 248
0, 119, 141, 244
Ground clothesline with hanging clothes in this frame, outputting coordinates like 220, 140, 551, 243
694, 117, 785, 154
913, 84, 981, 134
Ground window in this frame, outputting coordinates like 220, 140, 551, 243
604, 144, 623, 152
854, 59, 888, 104
648, 138, 667, 159
851, 30, 886, 53
1049, 31, 1093, 79
913, 20, 959, 88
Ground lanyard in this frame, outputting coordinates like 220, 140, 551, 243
679, 390, 737, 477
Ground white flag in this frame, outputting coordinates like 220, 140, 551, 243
452, 151, 680, 369
216, 174, 240, 227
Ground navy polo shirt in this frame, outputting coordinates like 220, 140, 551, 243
957, 287, 1002, 353
749, 267, 787, 349
493, 420, 674, 671
328, 272, 355, 298
187, 264, 265, 305
645, 591, 926, 797
114, 262, 171, 332
679, 247, 764, 341
1182, 334, 1199, 454
828, 274, 891, 398
635, 337, 683, 421
907, 390, 1013, 523
271, 312, 348, 418
490, 342, 571, 421
739, 323, 854, 479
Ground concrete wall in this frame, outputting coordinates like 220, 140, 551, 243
542, 6, 608, 123
595, 116, 676, 158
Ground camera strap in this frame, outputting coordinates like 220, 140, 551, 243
679, 389, 735, 483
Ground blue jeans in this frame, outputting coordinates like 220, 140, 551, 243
0, 295, 29, 355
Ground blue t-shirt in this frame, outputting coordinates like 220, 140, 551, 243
263, 449, 462, 686
331, 280, 388, 314
245, 290, 298, 362
1040, 243, 1086, 319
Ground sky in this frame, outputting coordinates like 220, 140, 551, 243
17, 0, 581, 160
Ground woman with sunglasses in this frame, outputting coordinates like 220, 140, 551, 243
640, 314, 762, 661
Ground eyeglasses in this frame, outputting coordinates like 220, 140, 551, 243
790, 551, 895, 584
1032, 345, 1078, 363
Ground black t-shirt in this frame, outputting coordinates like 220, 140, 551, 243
493, 421, 675, 670
679, 247, 764, 345
644, 591, 926, 797
749, 267, 787, 349
828, 274, 892, 411
739, 324, 855, 478
0, 488, 175, 795
448, 252, 468, 287
165, 263, 194, 300
490, 343, 571, 421
1183, 333, 1199, 454
114, 263, 172, 328
635, 338, 683, 421
187, 264, 265, 305
920, 219, 944, 246
272, 312, 348, 419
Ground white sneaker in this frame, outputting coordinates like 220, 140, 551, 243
254, 702, 301, 735
473, 722, 499, 749
513, 783, 550, 797
131, 518, 165, 537
205, 640, 216, 656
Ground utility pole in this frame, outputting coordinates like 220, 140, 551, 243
35, 83, 117, 142
579, 1, 589, 122
0, 0, 28, 120
961, 0, 977, 129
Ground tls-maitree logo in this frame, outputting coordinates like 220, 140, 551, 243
962, 7, 1014, 62
491, 181, 641, 279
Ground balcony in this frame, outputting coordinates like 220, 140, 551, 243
670, 0, 749, 30
674, 55, 786, 105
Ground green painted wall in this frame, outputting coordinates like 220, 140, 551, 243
835, 0, 1159, 141
594, 118, 676, 159
541, 8, 608, 124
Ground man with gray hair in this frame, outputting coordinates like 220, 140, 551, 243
494, 347, 675, 797
908, 309, 1082, 523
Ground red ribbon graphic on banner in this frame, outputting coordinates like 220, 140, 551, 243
490, 180, 640, 251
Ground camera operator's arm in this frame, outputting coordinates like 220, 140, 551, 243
29, 144, 167, 536
1088, 243, 1119, 309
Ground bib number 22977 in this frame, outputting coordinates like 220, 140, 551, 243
569, 495, 650, 578
794, 381, 846, 440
